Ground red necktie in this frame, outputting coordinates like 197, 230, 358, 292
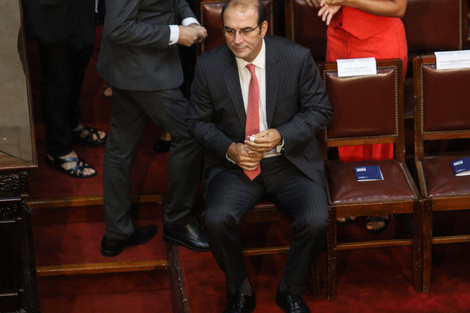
244, 64, 261, 180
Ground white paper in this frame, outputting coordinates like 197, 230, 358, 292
435, 50, 470, 70
337, 57, 377, 77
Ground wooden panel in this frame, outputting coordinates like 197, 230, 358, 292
285, 0, 327, 61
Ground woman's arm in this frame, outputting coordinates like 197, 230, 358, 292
322, 0, 407, 18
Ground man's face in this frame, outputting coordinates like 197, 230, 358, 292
223, 6, 267, 62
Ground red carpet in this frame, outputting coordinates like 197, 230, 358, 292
179, 221, 470, 313
32, 203, 173, 313
32, 204, 166, 266
38, 271, 173, 313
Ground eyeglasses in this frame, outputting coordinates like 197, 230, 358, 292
223, 22, 263, 38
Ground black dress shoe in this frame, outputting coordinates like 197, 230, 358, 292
101, 225, 157, 257
154, 138, 171, 154
224, 293, 256, 313
275, 287, 310, 313
162, 220, 210, 252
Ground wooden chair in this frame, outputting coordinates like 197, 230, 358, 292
318, 59, 423, 300
413, 55, 470, 293
401, 0, 468, 153
196, 0, 278, 55
284, 0, 327, 62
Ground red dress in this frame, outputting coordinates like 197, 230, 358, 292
326, 7, 408, 162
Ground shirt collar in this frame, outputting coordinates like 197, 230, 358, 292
235, 39, 266, 72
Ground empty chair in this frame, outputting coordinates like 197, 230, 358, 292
401, 0, 468, 152
413, 55, 470, 293
318, 58, 423, 299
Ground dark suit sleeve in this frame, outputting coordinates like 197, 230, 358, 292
276, 51, 333, 153
187, 58, 235, 159
39, 0, 65, 4
103, 0, 196, 49
176, 0, 196, 21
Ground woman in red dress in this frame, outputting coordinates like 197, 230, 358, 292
307, 0, 408, 233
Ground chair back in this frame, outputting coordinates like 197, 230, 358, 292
197, 0, 277, 55
413, 55, 470, 160
318, 59, 405, 161
284, 0, 327, 62
402, 0, 467, 132
413, 55, 470, 294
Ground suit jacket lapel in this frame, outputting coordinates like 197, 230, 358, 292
265, 38, 280, 127
223, 51, 246, 129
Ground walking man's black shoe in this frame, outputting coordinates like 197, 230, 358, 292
101, 225, 157, 257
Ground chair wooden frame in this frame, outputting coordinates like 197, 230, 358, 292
318, 59, 423, 300
413, 55, 470, 293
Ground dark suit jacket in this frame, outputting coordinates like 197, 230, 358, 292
97, 0, 196, 91
187, 35, 333, 188
22, 0, 95, 46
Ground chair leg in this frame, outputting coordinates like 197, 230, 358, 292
412, 200, 424, 292
311, 258, 321, 299
422, 199, 433, 293
327, 207, 337, 300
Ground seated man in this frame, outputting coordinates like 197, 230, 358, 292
186, 0, 333, 312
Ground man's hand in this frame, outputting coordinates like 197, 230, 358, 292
188, 23, 207, 43
227, 143, 263, 171
244, 129, 282, 154
178, 24, 207, 47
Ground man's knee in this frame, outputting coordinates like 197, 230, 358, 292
292, 209, 329, 237
203, 207, 240, 235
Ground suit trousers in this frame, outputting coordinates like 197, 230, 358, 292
103, 87, 202, 240
37, 40, 93, 157
203, 156, 329, 296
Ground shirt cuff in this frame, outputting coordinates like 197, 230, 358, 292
276, 139, 285, 153
169, 25, 179, 45
169, 19, 200, 45
226, 153, 236, 164
182, 17, 200, 26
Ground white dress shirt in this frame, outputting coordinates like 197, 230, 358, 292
231, 39, 283, 159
